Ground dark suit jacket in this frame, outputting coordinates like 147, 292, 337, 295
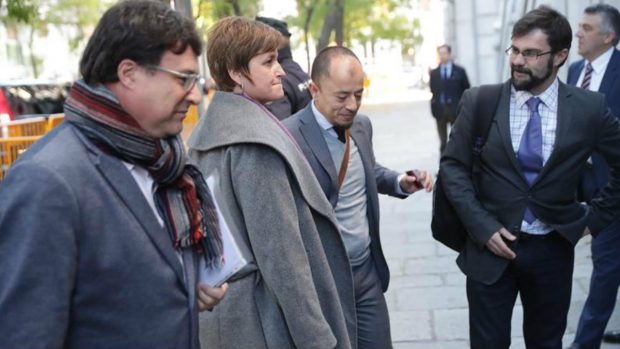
0, 123, 199, 349
567, 49, 620, 191
429, 62, 470, 118
283, 106, 406, 292
441, 81, 620, 285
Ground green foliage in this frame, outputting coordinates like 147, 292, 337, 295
3, 0, 37, 23
194, 0, 260, 41
1, 0, 110, 77
289, 0, 423, 54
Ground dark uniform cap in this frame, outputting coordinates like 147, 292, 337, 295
255, 16, 291, 37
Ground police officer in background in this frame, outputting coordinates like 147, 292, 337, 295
256, 16, 312, 120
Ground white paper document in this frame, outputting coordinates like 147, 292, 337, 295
199, 176, 248, 287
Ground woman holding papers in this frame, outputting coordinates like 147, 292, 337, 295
188, 17, 355, 349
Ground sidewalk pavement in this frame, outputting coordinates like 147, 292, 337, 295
360, 96, 620, 348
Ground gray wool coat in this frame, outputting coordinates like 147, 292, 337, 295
187, 92, 356, 349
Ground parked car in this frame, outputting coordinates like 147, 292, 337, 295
0, 80, 71, 121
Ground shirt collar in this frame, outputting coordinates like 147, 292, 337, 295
587, 46, 614, 74
311, 101, 336, 131
513, 77, 559, 112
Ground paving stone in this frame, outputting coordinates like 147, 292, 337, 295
389, 310, 433, 342
383, 241, 438, 260
433, 308, 469, 340
404, 256, 462, 275
389, 274, 444, 288
392, 340, 468, 349
395, 286, 468, 310
442, 272, 466, 286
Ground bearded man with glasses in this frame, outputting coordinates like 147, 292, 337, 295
440, 6, 620, 348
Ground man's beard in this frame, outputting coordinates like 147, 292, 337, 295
510, 57, 554, 92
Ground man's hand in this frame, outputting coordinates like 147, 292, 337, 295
197, 282, 229, 312
486, 228, 517, 260
401, 169, 434, 193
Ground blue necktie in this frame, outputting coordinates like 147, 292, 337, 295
518, 97, 543, 223
440, 66, 447, 104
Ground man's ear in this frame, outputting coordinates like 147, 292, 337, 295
117, 59, 139, 89
553, 48, 569, 68
309, 81, 319, 99
603, 31, 616, 46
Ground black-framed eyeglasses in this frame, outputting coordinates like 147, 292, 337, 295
145, 64, 201, 92
505, 46, 554, 61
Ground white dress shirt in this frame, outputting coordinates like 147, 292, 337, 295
576, 46, 614, 92
509, 78, 559, 234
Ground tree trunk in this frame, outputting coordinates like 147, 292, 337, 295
302, 3, 315, 72
229, 0, 241, 16
334, 0, 343, 46
317, 10, 336, 51
28, 27, 38, 78
317, 0, 344, 51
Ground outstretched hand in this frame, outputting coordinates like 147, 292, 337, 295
400, 169, 434, 193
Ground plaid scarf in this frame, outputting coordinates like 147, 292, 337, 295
64, 80, 223, 268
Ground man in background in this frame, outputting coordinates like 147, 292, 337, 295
567, 4, 620, 348
429, 44, 470, 154
256, 16, 312, 119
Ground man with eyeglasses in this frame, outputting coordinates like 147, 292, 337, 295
440, 6, 620, 348
0, 2, 227, 349
566, 4, 620, 349
429, 44, 470, 155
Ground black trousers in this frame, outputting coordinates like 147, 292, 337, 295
436, 106, 457, 154
353, 255, 392, 349
467, 232, 574, 349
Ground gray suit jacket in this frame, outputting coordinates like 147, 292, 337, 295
441, 81, 620, 285
283, 105, 406, 292
0, 123, 199, 349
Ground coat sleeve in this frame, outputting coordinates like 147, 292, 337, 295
0, 161, 79, 349
361, 115, 406, 198
440, 88, 503, 248
228, 145, 337, 349
588, 98, 620, 233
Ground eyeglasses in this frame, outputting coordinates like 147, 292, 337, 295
505, 47, 554, 61
145, 64, 201, 92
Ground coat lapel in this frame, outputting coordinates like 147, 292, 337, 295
494, 82, 525, 178
90, 148, 187, 289
299, 109, 339, 187
535, 82, 572, 182
599, 49, 619, 95
350, 122, 373, 185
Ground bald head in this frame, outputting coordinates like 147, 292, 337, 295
309, 46, 364, 129
311, 46, 362, 86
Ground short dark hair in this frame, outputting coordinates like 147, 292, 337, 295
585, 3, 620, 46
512, 5, 572, 66
206, 16, 282, 92
80, 0, 202, 85
437, 44, 452, 53
311, 46, 361, 85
